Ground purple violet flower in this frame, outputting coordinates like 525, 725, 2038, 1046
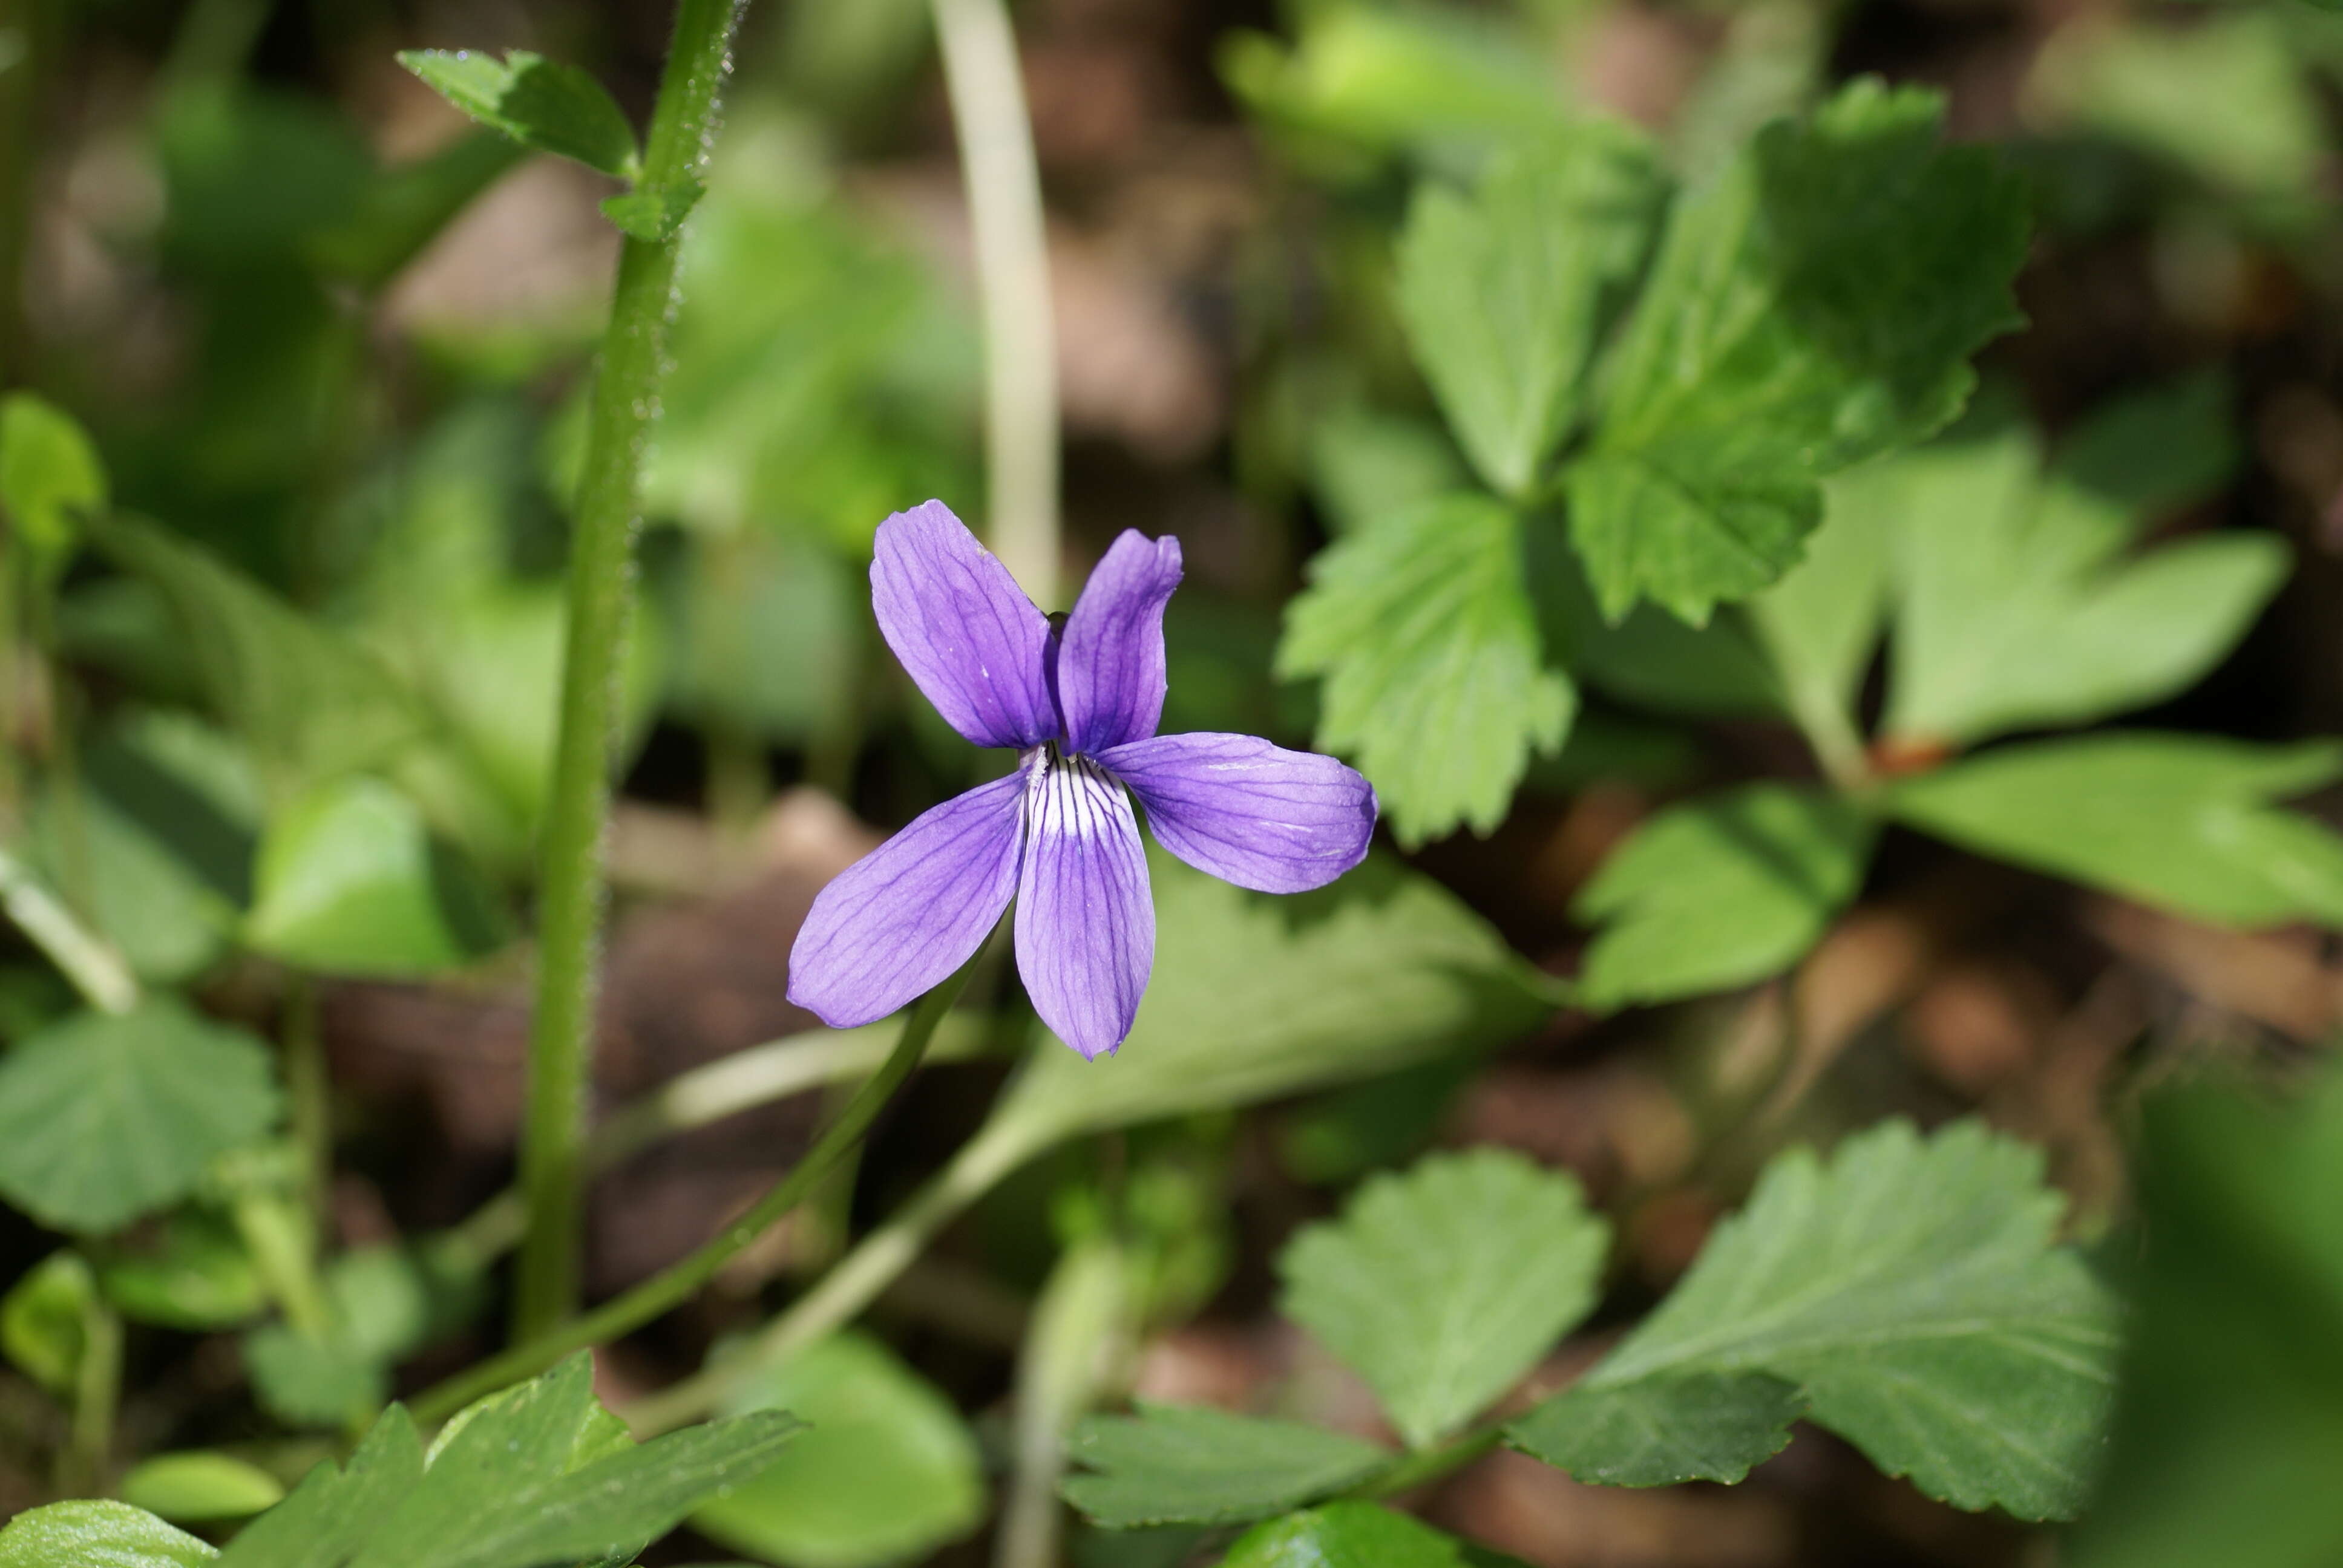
787, 500, 1379, 1060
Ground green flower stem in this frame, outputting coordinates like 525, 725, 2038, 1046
0, 842, 136, 1014
442, 1013, 992, 1267
997, 1238, 1129, 1568
1347, 1423, 1505, 1499
623, 1102, 1036, 1436
512, 0, 749, 1341
413, 949, 975, 1426
59, 1290, 120, 1498
931, 0, 1060, 606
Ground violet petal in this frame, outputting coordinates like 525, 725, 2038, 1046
1015, 753, 1154, 1059
1099, 731, 1378, 894
787, 770, 1026, 1027
1056, 529, 1182, 754
872, 500, 1058, 748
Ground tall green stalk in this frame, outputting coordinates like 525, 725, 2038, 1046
513, 0, 750, 1340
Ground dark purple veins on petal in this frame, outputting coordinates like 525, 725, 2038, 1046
1015, 753, 1155, 1060
1099, 731, 1378, 895
1057, 529, 1182, 756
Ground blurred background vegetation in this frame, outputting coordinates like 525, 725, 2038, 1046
2, 0, 2342, 1562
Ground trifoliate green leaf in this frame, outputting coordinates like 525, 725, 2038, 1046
396, 50, 638, 180
1063, 1404, 1389, 1529
1221, 1503, 1525, 1568
1279, 1149, 1609, 1448
246, 776, 509, 977
0, 1001, 280, 1233
1890, 734, 2343, 928
0, 1501, 217, 1567
1506, 1371, 1805, 1488
1565, 79, 2028, 623
0, 393, 106, 581
121, 1454, 287, 1523
1395, 123, 1666, 497
692, 1331, 985, 1568
1279, 494, 1573, 845
1305, 410, 1467, 537
1573, 784, 1875, 1010
1509, 1120, 2118, 1519
1881, 409, 2275, 750
214, 1405, 424, 1568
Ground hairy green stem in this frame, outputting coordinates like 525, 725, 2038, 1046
513, 0, 749, 1340
931, 0, 1060, 606
624, 1105, 1034, 1435
416, 952, 972, 1426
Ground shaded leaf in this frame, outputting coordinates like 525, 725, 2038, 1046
100, 1210, 266, 1331
0, 1001, 280, 1233
1, 1250, 96, 1393
1889, 734, 2343, 928
1506, 1371, 1804, 1487
1566, 79, 2028, 622
1279, 1149, 1608, 1447
396, 50, 638, 178
693, 1331, 985, 1568
243, 1324, 385, 1430
1063, 1406, 1389, 1529
1396, 124, 1666, 496
1573, 783, 1874, 1009
1279, 494, 1573, 844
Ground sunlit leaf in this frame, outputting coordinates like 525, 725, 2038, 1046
0, 393, 106, 581
1221, 1503, 1525, 1568
0, 1501, 217, 1567
397, 50, 638, 179
122, 1453, 287, 1523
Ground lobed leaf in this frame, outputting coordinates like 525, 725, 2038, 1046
1508, 1119, 2119, 1518
215, 1406, 424, 1568
1395, 122, 1667, 497
0, 1001, 280, 1234
1572, 783, 1875, 1010
1566, 79, 2028, 623
1889, 734, 2343, 929
1062, 1404, 1390, 1528
1278, 1148, 1610, 1448
1278, 493, 1573, 845
396, 50, 638, 180
1507, 1371, 1804, 1488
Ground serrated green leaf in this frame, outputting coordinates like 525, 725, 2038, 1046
122, 1453, 286, 1523
243, 1324, 386, 1430
1506, 1371, 1804, 1487
1064, 1406, 1390, 1529
349, 1354, 803, 1568
1520, 1120, 2117, 1519
1565, 79, 2028, 623
1889, 733, 2343, 928
96, 517, 425, 799
1745, 468, 1891, 741
1879, 404, 2275, 750
1279, 1149, 1608, 1447
998, 849, 1553, 1149
692, 1331, 985, 1568
214, 1405, 424, 1568
1396, 124, 1666, 497
396, 50, 638, 179
0, 393, 106, 580
603, 180, 705, 242
0, 1501, 217, 1567
1, 1250, 96, 1393
1221, 1502, 1524, 1568
1305, 410, 1467, 538
0, 1001, 280, 1233
1573, 783, 1874, 1010
1279, 494, 1573, 844
246, 776, 509, 977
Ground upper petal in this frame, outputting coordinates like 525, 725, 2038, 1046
873, 500, 1058, 749
787, 771, 1026, 1027
1057, 529, 1181, 754
1015, 753, 1154, 1059
1098, 731, 1377, 894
